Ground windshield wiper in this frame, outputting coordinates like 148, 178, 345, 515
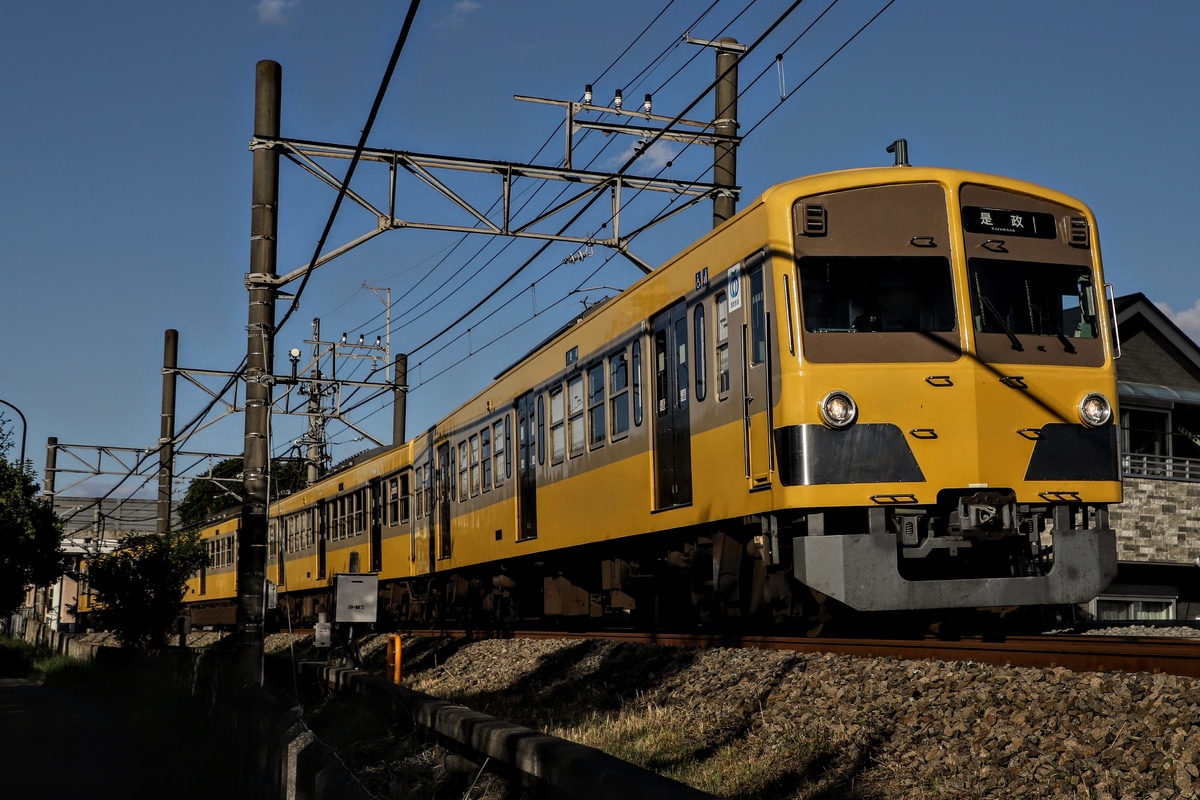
980, 296, 1023, 351
1031, 303, 1077, 354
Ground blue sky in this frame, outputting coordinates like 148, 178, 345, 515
2, 1, 1198, 499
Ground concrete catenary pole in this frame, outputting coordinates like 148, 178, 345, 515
393, 353, 407, 445
713, 38, 740, 229
43, 437, 57, 499
239, 60, 281, 682
157, 329, 178, 535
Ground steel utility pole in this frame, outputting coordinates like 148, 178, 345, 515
239, 59, 281, 682
712, 38, 741, 228
157, 329, 178, 534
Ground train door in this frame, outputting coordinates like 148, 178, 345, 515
316, 499, 327, 580
436, 441, 453, 560
516, 392, 538, 540
369, 477, 383, 572
420, 430, 436, 574
651, 299, 693, 508
739, 252, 773, 487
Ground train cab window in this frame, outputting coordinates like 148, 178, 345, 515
632, 339, 643, 427
470, 433, 481, 496
568, 374, 586, 458
587, 362, 606, 448
458, 441, 469, 500
549, 386, 565, 465
716, 291, 730, 400
610, 349, 630, 440
799, 256, 955, 334
694, 304, 707, 402
481, 427, 492, 491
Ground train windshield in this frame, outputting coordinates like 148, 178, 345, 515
969, 259, 1097, 339
968, 259, 1101, 364
798, 256, 956, 334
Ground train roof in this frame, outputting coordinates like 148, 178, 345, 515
753, 165, 1091, 213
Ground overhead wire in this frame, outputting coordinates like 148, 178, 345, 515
59, 2, 425, 516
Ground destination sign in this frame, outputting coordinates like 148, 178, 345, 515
962, 206, 1057, 239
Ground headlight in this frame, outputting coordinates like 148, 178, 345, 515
820, 391, 858, 429
1078, 393, 1112, 428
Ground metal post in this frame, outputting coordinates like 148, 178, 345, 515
0, 398, 26, 466
713, 39, 740, 228
239, 59, 281, 683
157, 329, 178, 535
44, 437, 57, 499
393, 353, 408, 445
306, 318, 324, 486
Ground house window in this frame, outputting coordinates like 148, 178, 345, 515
1121, 407, 1170, 475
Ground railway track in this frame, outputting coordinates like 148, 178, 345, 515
507, 628, 1200, 678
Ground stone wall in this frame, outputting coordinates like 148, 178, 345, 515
1108, 476, 1200, 564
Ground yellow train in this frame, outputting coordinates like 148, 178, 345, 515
186, 163, 1121, 630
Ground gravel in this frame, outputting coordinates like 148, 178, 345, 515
78, 628, 1200, 798
325, 630, 1200, 800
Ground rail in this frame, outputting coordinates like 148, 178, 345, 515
1122, 452, 1200, 482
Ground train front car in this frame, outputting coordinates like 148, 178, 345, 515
774, 167, 1120, 616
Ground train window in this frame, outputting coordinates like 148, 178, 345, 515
355, 489, 366, 536
632, 339, 643, 427
694, 304, 707, 402
493, 419, 507, 486
538, 395, 547, 466
458, 441, 469, 501
388, 477, 399, 526
750, 268, 766, 365
549, 386, 565, 465
481, 427, 492, 491
470, 433, 481, 496
399, 472, 410, 524
654, 328, 669, 417
675, 313, 689, 407
587, 362, 606, 448
610, 349, 630, 440
568, 374, 585, 458
798, 256, 955, 334
716, 292, 730, 400
969, 259, 1098, 340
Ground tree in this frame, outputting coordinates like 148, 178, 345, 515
83, 528, 208, 648
0, 454, 65, 618
176, 456, 310, 529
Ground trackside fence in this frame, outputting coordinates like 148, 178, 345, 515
13, 625, 714, 800
298, 661, 717, 800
